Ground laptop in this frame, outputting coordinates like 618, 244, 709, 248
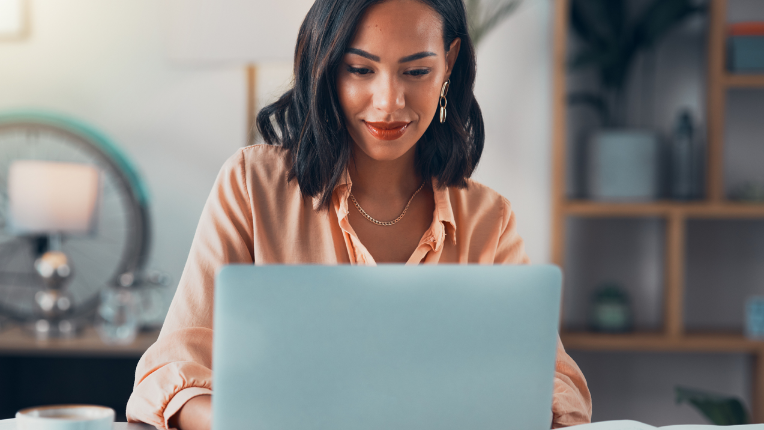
212, 265, 562, 430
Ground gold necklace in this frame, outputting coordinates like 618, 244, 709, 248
349, 180, 425, 226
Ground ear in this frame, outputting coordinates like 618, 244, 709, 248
444, 38, 461, 80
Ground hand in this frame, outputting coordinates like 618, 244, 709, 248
169, 394, 211, 430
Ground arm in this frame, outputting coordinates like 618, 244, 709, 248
169, 395, 212, 430
126, 150, 254, 430
551, 339, 593, 428
494, 198, 592, 428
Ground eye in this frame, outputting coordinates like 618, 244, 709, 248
404, 69, 431, 77
347, 66, 373, 75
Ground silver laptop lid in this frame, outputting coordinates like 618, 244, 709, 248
213, 265, 562, 430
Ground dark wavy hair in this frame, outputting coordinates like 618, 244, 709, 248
256, 0, 484, 209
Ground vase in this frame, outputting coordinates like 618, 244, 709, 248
587, 129, 661, 201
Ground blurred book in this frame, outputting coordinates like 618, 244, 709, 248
729, 22, 764, 72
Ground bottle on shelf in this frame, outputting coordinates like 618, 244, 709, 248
669, 109, 703, 200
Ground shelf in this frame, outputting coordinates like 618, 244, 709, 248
725, 73, 764, 88
0, 324, 159, 357
561, 331, 764, 353
563, 201, 764, 218
553, 0, 764, 423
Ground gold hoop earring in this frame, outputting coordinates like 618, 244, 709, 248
439, 80, 450, 124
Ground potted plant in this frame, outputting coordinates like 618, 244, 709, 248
567, 0, 704, 201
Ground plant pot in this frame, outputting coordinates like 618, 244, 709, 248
587, 129, 661, 201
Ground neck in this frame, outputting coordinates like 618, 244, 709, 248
348, 144, 422, 201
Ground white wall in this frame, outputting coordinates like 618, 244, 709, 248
472, 0, 552, 264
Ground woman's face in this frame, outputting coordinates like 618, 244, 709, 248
337, 0, 460, 162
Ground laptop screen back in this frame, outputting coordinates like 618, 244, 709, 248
213, 265, 561, 430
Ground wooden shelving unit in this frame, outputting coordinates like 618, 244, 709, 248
563, 201, 764, 218
0, 325, 159, 358
561, 332, 764, 354
725, 73, 764, 88
552, 0, 764, 423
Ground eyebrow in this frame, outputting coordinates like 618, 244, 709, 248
346, 48, 437, 63
398, 51, 437, 63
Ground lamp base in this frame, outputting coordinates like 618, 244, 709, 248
27, 318, 79, 339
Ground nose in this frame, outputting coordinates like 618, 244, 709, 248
372, 73, 405, 115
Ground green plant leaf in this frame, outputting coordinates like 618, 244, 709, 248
467, 0, 521, 46
567, 92, 610, 126
569, 0, 636, 91
568, 49, 607, 70
635, 0, 706, 49
570, 0, 609, 50
600, 34, 639, 90
602, 0, 626, 39
466, 0, 483, 38
675, 386, 750, 425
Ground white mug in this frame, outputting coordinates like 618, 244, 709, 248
16, 405, 114, 430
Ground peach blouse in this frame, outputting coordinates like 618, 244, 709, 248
126, 144, 592, 429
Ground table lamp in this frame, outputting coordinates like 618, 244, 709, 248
8, 160, 100, 337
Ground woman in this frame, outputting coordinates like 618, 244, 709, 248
126, 0, 592, 428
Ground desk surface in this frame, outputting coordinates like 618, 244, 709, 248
0, 324, 159, 357
0, 420, 158, 429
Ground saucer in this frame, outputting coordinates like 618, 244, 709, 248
16, 405, 114, 430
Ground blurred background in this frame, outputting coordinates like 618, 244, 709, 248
0, 0, 762, 426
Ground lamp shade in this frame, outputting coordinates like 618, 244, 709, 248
8, 160, 100, 234
165, 0, 315, 63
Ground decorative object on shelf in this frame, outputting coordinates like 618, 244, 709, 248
465, 0, 522, 47
589, 283, 632, 333
134, 269, 171, 329
587, 130, 660, 201
96, 269, 169, 344
0, 0, 28, 41
730, 181, 764, 202
669, 109, 704, 200
675, 386, 750, 425
0, 111, 151, 331
746, 296, 764, 339
728, 22, 764, 72
97, 286, 139, 345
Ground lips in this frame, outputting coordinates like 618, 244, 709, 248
364, 121, 410, 141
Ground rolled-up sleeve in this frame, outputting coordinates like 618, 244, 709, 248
126, 149, 254, 429
494, 198, 592, 428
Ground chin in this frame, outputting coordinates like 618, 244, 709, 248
353, 138, 417, 161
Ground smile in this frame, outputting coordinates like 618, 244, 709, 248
363, 121, 411, 141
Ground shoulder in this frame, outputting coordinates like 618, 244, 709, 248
239, 144, 291, 175
450, 179, 528, 264
449, 178, 514, 224
218, 144, 292, 187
